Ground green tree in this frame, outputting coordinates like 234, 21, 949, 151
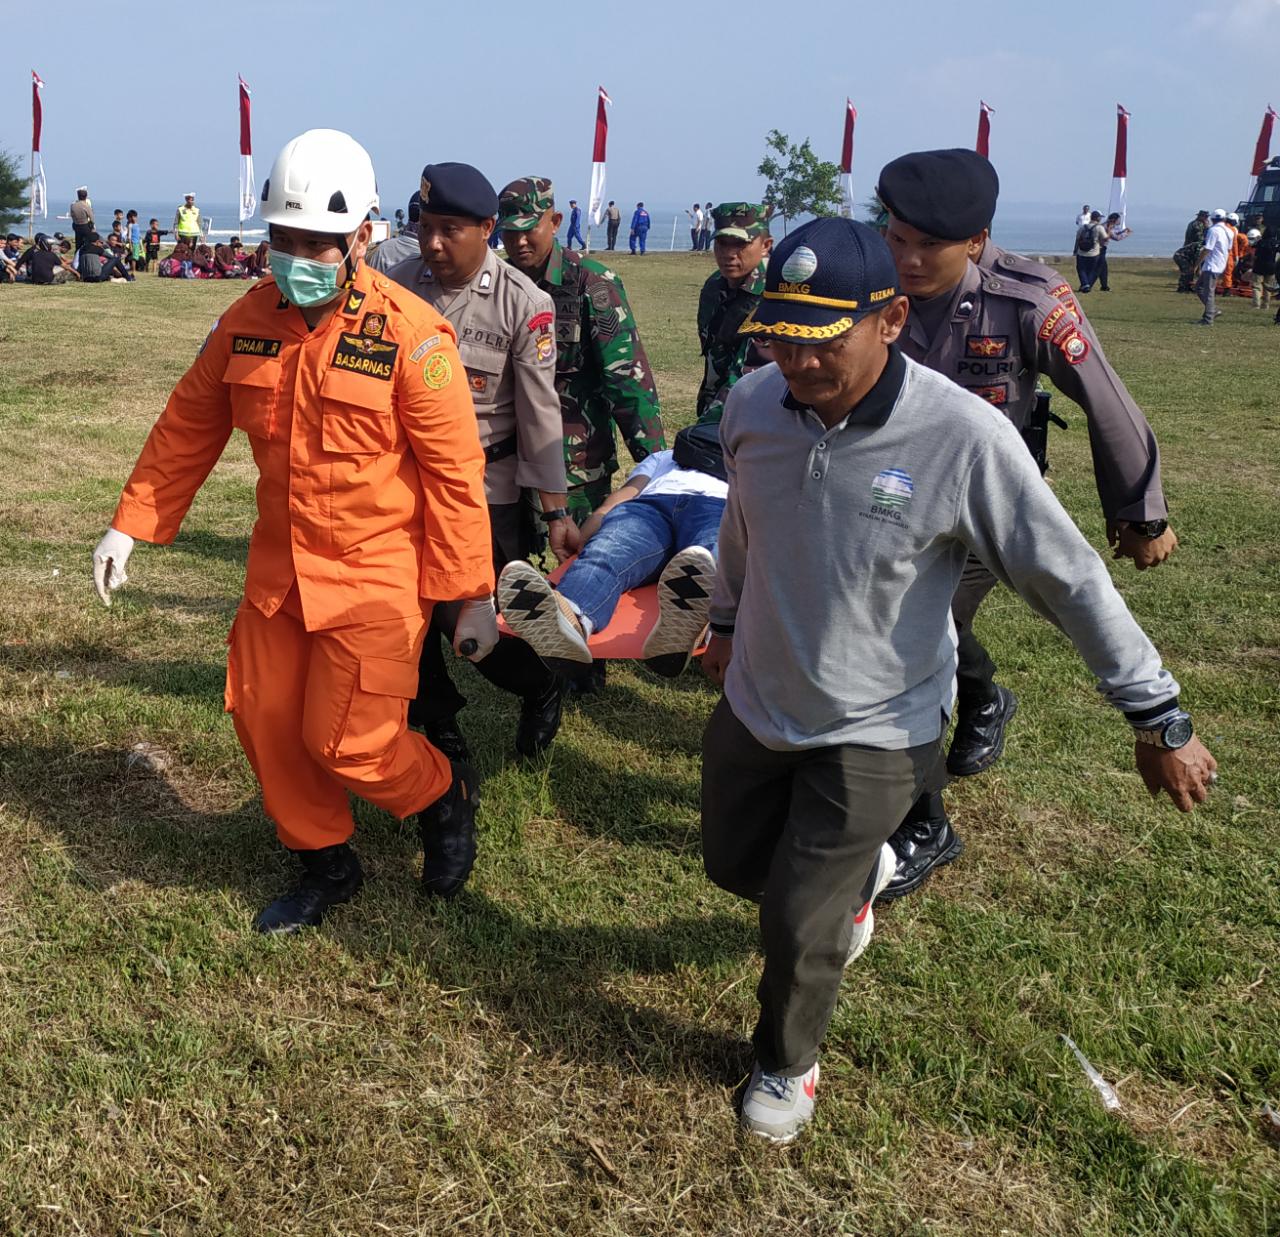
0, 150, 29, 231
756, 130, 841, 234
860, 193, 887, 229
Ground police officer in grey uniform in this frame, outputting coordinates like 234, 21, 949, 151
874, 148, 1178, 899
367, 190, 423, 272
386, 163, 577, 759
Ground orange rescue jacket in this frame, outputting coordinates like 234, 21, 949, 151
113, 263, 494, 630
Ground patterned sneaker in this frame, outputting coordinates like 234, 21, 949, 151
642, 545, 716, 677
497, 560, 592, 664
845, 842, 897, 967
740, 1060, 819, 1144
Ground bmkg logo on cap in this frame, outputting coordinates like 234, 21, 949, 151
780, 247, 819, 287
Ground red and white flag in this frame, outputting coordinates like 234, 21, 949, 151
1250, 104, 1277, 189
839, 99, 857, 218
238, 76, 255, 223
1108, 104, 1130, 229
976, 100, 994, 159
31, 70, 47, 219
588, 86, 611, 226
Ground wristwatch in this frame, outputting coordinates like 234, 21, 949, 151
542, 507, 570, 523
1128, 519, 1168, 539
1134, 710, 1194, 749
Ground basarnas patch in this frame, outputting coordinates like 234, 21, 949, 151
332, 333, 398, 379
361, 312, 386, 338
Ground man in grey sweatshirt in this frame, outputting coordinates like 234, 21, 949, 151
701, 218, 1218, 1146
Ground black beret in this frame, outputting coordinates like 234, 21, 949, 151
418, 162, 498, 221
877, 149, 999, 241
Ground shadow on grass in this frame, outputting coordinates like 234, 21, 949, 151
2, 736, 754, 1085
171, 528, 250, 565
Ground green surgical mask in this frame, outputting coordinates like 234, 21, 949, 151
268, 243, 353, 307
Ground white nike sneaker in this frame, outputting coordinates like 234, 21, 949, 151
740, 1060, 819, 1144
845, 842, 897, 968
642, 545, 716, 677
497, 561, 592, 664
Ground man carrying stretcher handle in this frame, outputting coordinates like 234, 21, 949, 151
497, 423, 727, 679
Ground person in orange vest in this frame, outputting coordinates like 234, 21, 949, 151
1219, 212, 1241, 292
91, 130, 497, 933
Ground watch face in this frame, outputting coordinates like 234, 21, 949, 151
1164, 717, 1193, 748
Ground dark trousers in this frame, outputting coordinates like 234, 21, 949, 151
410, 501, 555, 727
606, 220, 620, 249
72, 223, 93, 252
701, 698, 943, 1075
1076, 254, 1099, 290
1096, 246, 1110, 290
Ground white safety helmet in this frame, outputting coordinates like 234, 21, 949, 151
260, 129, 379, 234
1227, 212, 1240, 224
1247, 228, 1262, 242
1211, 208, 1227, 220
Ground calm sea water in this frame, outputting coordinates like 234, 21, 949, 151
43, 196, 1205, 258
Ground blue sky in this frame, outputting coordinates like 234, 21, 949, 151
8, 0, 1279, 217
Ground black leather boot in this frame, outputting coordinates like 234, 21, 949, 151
419, 761, 481, 898
879, 796, 963, 902
946, 685, 1018, 777
255, 843, 364, 934
515, 680, 564, 758
421, 716, 471, 763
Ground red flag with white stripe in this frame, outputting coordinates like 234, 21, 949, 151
976, 101, 994, 159
840, 99, 857, 218
238, 76, 255, 223
588, 86, 611, 226
31, 70, 47, 219
1108, 104, 1130, 229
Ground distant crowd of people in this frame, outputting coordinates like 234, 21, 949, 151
1071, 205, 1132, 293
2, 187, 269, 287
685, 202, 716, 251
1173, 208, 1278, 323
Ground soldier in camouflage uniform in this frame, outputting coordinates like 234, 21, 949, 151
695, 203, 774, 423
498, 176, 666, 523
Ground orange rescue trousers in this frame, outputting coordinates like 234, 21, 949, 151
225, 586, 451, 851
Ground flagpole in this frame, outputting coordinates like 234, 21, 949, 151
29, 150, 35, 242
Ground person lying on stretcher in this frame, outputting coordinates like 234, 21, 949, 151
498, 423, 725, 678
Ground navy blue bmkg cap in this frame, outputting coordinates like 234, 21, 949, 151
739, 218, 898, 343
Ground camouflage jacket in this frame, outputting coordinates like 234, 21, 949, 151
532, 241, 665, 491
695, 261, 768, 422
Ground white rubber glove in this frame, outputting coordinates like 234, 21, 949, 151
92, 528, 136, 606
453, 596, 498, 662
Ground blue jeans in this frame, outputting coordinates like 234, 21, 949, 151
1075, 253, 1099, 290
558, 492, 724, 632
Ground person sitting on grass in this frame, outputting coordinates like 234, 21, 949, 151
76, 232, 134, 282
1, 234, 21, 282
497, 423, 725, 678
15, 233, 78, 284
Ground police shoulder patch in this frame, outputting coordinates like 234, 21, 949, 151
527, 310, 555, 334
1057, 329, 1091, 365
535, 333, 555, 362
423, 353, 453, 389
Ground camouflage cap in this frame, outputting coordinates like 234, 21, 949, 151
712, 202, 774, 241
497, 176, 555, 232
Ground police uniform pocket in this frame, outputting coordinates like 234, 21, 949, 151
223, 353, 283, 440
319, 367, 397, 455
326, 654, 419, 762
462, 345, 504, 408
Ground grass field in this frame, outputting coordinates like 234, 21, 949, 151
0, 255, 1277, 1235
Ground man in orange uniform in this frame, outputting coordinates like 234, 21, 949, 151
91, 130, 496, 933
1220, 212, 1242, 292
